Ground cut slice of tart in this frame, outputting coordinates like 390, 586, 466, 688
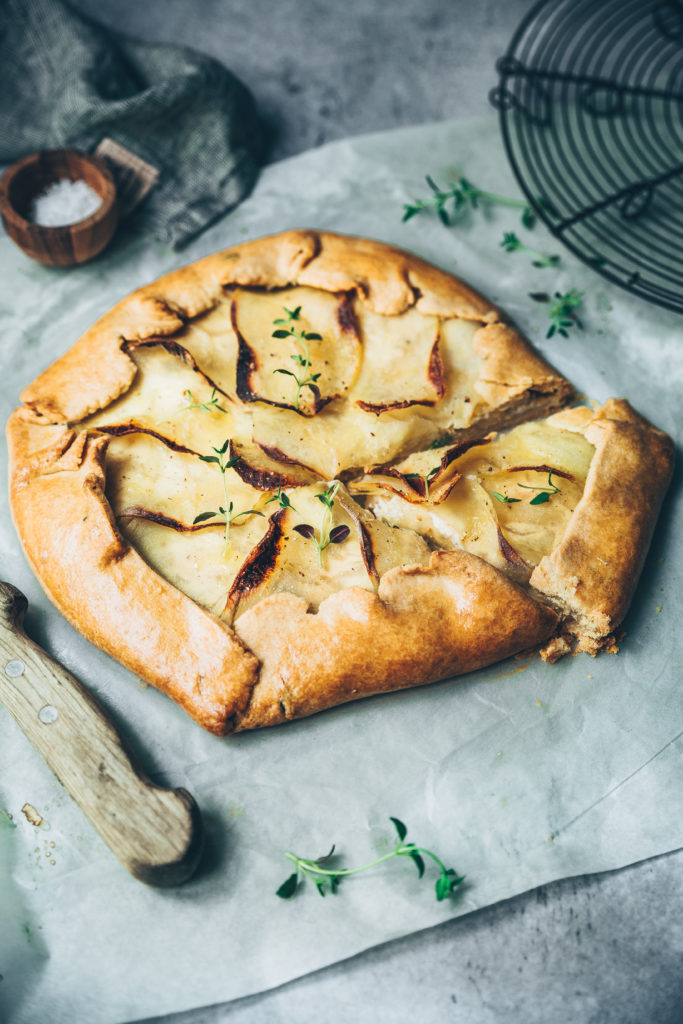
352, 399, 673, 657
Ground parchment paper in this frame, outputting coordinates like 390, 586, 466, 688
0, 117, 680, 1024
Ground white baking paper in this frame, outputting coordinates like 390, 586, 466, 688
0, 117, 681, 1024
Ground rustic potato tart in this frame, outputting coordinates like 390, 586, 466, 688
7, 230, 673, 733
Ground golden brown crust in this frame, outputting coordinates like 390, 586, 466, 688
17, 230, 568, 425
20, 294, 186, 423
233, 550, 559, 730
7, 405, 558, 732
7, 410, 260, 734
8, 231, 671, 733
532, 399, 674, 652
472, 323, 571, 406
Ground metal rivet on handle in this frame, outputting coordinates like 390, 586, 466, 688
38, 705, 59, 725
4, 659, 25, 678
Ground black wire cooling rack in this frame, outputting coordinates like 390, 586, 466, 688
490, 0, 683, 315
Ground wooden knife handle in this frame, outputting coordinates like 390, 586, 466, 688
0, 581, 203, 886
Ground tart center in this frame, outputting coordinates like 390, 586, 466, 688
81, 285, 587, 622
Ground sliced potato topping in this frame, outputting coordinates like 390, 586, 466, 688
349, 305, 444, 412
432, 316, 485, 426
359, 420, 595, 576
368, 481, 507, 572
249, 400, 434, 479
81, 292, 492, 477
233, 286, 361, 416
104, 433, 271, 524
226, 483, 431, 620
78, 284, 577, 623
111, 467, 431, 624
175, 303, 239, 398
83, 344, 250, 455
119, 511, 269, 619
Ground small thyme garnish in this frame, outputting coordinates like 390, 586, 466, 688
404, 466, 440, 500
180, 387, 228, 415
293, 482, 350, 566
492, 491, 521, 504
429, 435, 452, 450
194, 439, 264, 554
403, 175, 537, 228
264, 486, 297, 513
500, 231, 559, 268
516, 470, 561, 505
546, 289, 584, 339
276, 816, 464, 902
272, 305, 323, 411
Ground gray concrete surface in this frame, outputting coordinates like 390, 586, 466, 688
138, 853, 683, 1024
58, 1, 683, 1021
70, 0, 528, 163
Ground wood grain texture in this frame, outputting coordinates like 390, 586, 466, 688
0, 581, 203, 886
0, 149, 118, 266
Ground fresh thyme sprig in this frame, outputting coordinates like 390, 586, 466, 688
194, 439, 264, 554
180, 387, 228, 415
272, 305, 323, 412
264, 486, 297, 513
500, 231, 559, 268
492, 471, 560, 506
403, 175, 537, 229
547, 289, 584, 338
516, 470, 561, 505
404, 466, 440, 500
530, 289, 584, 339
276, 816, 464, 902
429, 435, 452, 450
292, 482, 350, 566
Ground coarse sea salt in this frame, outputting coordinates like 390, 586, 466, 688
29, 179, 102, 227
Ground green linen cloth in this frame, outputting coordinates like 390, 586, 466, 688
0, 0, 265, 248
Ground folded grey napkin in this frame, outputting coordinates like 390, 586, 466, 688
0, 0, 265, 248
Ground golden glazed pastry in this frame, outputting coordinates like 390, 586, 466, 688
7, 231, 673, 733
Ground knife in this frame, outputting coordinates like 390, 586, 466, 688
0, 580, 203, 886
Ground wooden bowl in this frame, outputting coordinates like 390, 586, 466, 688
0, 149, 119, 267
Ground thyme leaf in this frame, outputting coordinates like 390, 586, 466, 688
294, 482, 349, 566
546, 289, 584, 339
404, 466, 440, 500
180, 387, 228, 415
516, 470, 561, 504
272, 305, 324, 411
500, 231, 560, 268
264, 486, 297, 513
276, 817, 464, 902
196, 439, 264, 554
403, 175, 536, 229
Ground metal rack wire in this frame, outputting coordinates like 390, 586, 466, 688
490, 0, 683, 314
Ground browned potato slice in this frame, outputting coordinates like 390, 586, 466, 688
249, 401, 430, 479
104, 432, 270, 526
233, 286, 361, 416
350, 305, 444, 413
364, 418, 596, 576
177, 301, 240, 398
227, 483, 431, 620
83, 343, 248, 455
118, 511, 270, 620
